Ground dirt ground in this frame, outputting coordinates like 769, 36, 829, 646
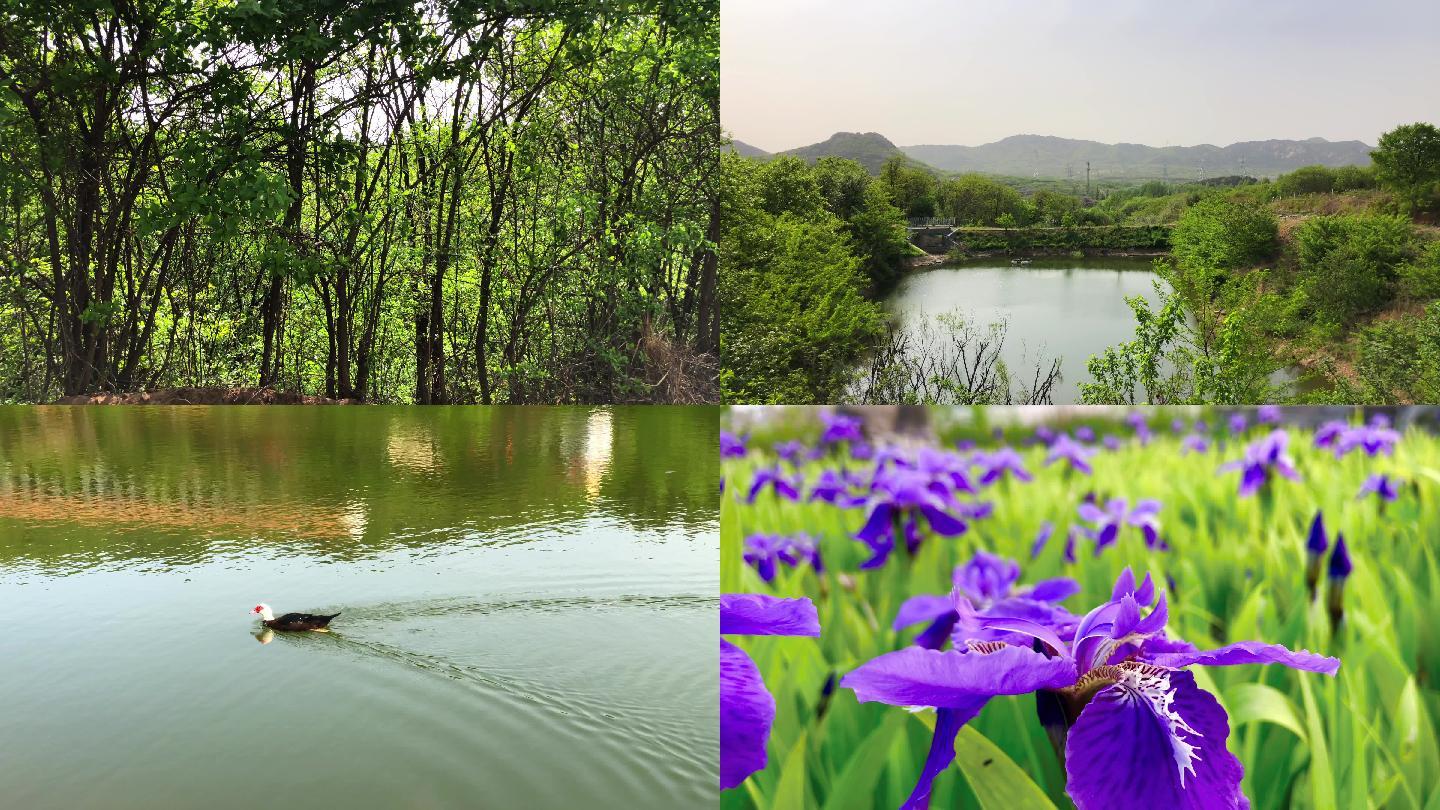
51, 387, 355, 405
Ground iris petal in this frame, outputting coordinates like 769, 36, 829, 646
899, 703, 988, 810
720, 639, 776, 789
1027, 577, 1081, 603
843, 644, 1076, 709
720, 594, 821, 637
1142, 640, 1340, 675
1066, 667, 1247, 809
856, 503, 896, 544
920, 504, 968, 537
894, 594, 958, 631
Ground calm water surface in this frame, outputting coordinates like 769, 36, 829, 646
0, 406, 717, 809
884, 257, 1167, 403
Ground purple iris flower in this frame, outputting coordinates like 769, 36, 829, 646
1078, 497, 1165, 553
1125, 411, 1153, 445
893, 551, 1080, 650
746, 466, 801, 503
720, 594, 821, 789
913, 447, 978, 496
1314, 420, 1347, 450
1228, 412, 1249, 435
1170, 418, 1187, 435
1180, 433, 1209, 455
1046, 434, 1097, 475
744, 533, 825, 582
1102, 434, 1122, 452
721, 431, 747, 459
1220, 430, 1300, 497
743, 534, 789, 582
851, 441, 875, 460
975, 447, 1033, 485
808, 468, 867, 508
773, 440, 806, 465
820, 412, 864, 446
1358, 473, 1401, 503
1334, 418, 1400, 458
1256, 405, 1282, 424
953, 500, 994, 521
780, 534, 824, 574
841, 568, 1339, 810
854, 466, 968, 568
1075, 425, 1096, 443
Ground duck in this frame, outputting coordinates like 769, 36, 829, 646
252, 603, 341, 632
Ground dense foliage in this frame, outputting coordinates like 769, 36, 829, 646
1083, 123, 1440, 406
1371, 123, 1440, 213
0, 0, 718, 403
719, 153, 903, 403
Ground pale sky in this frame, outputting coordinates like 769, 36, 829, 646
723, 0, 1440, 152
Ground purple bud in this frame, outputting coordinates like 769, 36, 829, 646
1306, 511, 1328, 555
1031, 521, 1054, 558
1328, 534, 1352, 581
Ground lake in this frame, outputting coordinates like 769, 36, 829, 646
883, 257, 1168, 404
0, 406, 718, 809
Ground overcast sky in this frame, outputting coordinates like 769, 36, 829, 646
722, 0, 1440, 152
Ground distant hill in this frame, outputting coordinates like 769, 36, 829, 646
900, 134, 1374, 180
779, 132, 928, 174
728, 139, 771, 159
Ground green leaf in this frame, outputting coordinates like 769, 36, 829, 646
1299, 676, 1336, 810
953, 724, 1058, 810
822, 711, 905, 810
909, 712, 1056, 810
1227, 682, 1307, 743
772, 730, 809, 810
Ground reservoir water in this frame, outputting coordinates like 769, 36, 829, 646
883, 257, 1168, 403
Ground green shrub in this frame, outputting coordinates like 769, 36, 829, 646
1398, 240, 1440, 301
1355, 303, 1440, 402
1274, 165, 1337, 197
1333, 164, 1377, 191
1293, 214, 1412, 322
720, 212, 885, 403
1171, 196, 1279, 271
1372, 122, 1440, 212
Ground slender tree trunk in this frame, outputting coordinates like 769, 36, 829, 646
262, 60, 315, 387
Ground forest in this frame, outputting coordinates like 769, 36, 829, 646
721, 122, 1440, 405
0, 0, 718, 404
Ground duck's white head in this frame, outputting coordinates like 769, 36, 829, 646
252, 603, 274, 621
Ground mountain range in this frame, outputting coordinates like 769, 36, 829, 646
737, 131, 1376, 180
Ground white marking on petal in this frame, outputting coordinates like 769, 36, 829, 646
1115, 664, 1202, 786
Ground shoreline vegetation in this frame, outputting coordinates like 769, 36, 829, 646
49, 386, 352, 405
943, 224, 1173, 257
0, 2, 719, 406
721, 122, 1440, 405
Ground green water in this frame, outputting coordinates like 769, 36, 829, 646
0, 406, 718, 809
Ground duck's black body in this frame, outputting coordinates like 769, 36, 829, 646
264, 612, 341, 632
